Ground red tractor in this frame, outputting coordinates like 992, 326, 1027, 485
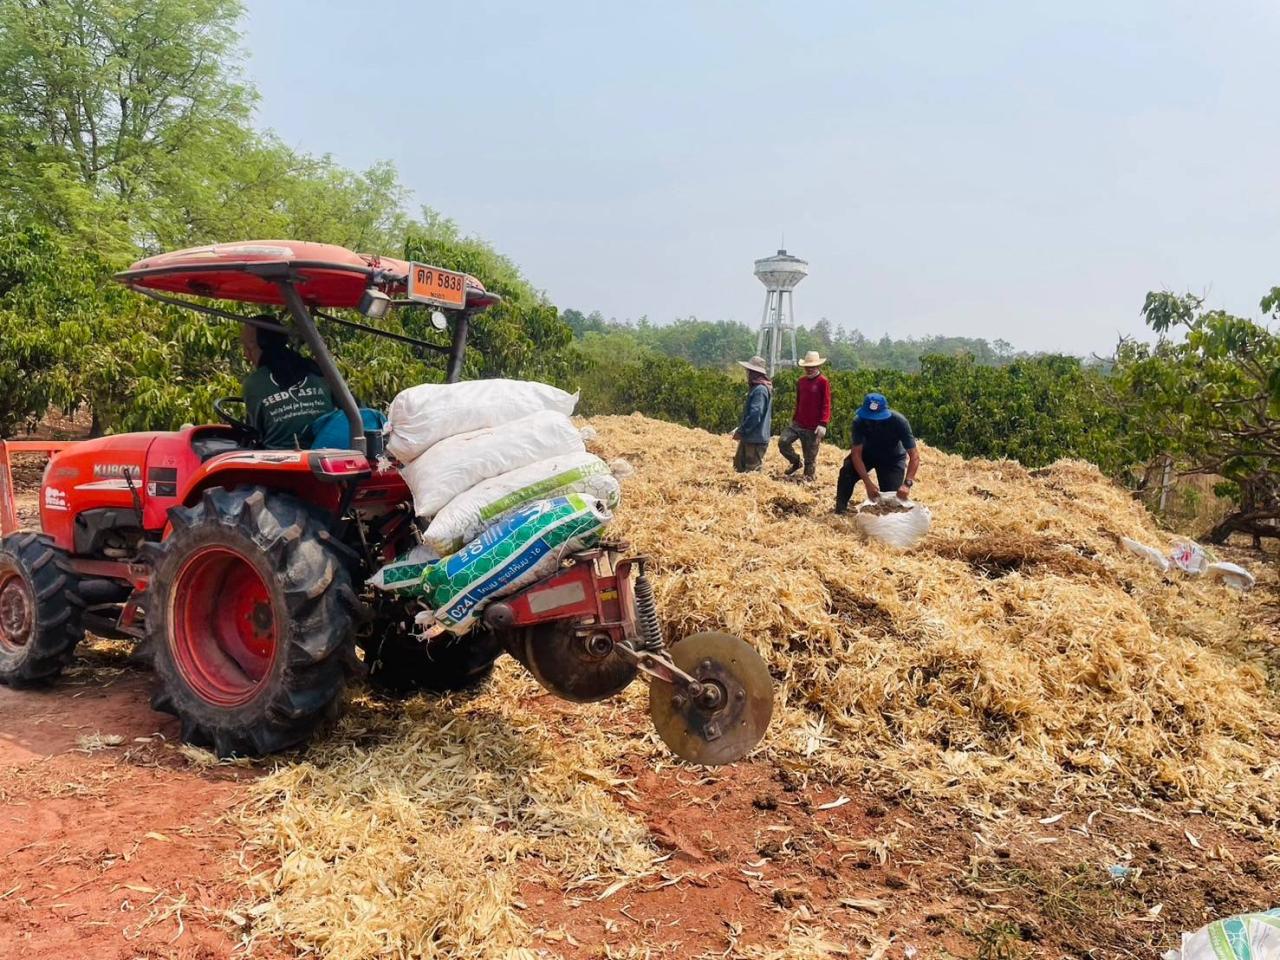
0, 241, 772, 764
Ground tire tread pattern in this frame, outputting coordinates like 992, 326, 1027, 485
148, 487, 359, 757
0, 534, 84, 686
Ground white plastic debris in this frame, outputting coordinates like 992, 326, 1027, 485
1205, 561, 1256, 592
1122, 537, 1170, 572
608, 458, 636, 480
1168, 540, 1210, 574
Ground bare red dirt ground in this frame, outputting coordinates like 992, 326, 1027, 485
2, 444, 1278, 958
0, 657, 281, 960
511, 692, 1280, 959
3, 648, 1277, 960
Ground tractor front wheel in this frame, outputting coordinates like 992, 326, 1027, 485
148, 488, 360, 757
0, 533, 84, 686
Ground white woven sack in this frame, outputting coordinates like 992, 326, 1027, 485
854, 495, 932, 549
399, 410, 586, 519
424, 451, 620, 555
386, 378, 578, 463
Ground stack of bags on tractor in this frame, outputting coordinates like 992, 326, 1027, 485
370, 379, 622, 635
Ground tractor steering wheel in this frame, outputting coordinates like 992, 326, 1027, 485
213, 396, 260, 445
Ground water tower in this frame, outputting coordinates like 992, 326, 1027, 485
753, 248, 808, 376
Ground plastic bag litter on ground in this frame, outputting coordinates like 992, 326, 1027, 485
1206, 561, 1256, 592
1123, 536, 1171, 572
854, 495, 932, 549
1169, 539, 1210, 574
1162, 908, 1280, 960
420, 494, 611, 634
424, 452, 620, 555
385, 378, 578, 464
399, 410, 587, 519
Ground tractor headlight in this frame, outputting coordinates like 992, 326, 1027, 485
358, 287, 391, 319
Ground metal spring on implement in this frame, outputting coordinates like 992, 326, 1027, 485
632, 572, 665, 651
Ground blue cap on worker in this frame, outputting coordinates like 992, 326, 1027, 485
857, 392, 892, 421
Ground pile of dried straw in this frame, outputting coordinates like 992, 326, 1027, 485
236, 414, 1279, 958
593, 415, 1279, 819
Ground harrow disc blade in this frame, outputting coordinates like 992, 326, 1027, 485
523, 624, 638, 702
649, 631, 774, 766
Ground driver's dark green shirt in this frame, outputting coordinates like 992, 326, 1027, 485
242, 367, 333, 449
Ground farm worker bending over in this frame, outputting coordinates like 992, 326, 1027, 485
240, 321, 336, 449
778, 350, 831, 480
732, 355, 774, 473
835, 392, 919, 513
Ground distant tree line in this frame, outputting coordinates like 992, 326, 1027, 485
561, 309, 1020, 373
573, 346, 1133, 475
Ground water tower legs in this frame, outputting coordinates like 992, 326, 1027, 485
756, 291, 772, 360
755, 287, 798, 377
787, 291, 798, 369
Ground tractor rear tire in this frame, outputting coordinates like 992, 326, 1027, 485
0, 533, 84, 686
366, 629, 501, 698
147, 487, 360, 757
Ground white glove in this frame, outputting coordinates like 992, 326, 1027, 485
815, 425, 827, 440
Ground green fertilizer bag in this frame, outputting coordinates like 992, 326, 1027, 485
423, 452, 620, 555
421, 493, 611, 634
367, 544, 439, 596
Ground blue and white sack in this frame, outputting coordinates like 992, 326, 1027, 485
420, 494, 611, 634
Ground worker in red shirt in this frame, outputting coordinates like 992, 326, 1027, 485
778, 350, 831, 480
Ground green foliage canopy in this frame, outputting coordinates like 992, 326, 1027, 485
560, 309, 1023, 374
1114, 291, 1280, 540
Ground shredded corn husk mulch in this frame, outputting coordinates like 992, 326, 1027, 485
235, 688, 653, 958
235, 414, 1280, 959
592, 415, 1280, 818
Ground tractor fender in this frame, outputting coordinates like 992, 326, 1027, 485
173, 450, 347, 531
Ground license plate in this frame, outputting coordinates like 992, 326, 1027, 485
407, 262, 467, 309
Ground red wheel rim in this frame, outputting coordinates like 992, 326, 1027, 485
0, 565, 33, 652
170, 546, 277, 707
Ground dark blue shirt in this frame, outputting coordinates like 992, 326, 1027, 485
852, 411, 916, 467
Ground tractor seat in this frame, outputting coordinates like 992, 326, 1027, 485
191, 434, 244, 461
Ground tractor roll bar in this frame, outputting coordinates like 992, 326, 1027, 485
311, 311, 453, 356
127, 284, 292, 335
279, 282, 366, 454
132, 284, 462, 360
447, 313, 469, 384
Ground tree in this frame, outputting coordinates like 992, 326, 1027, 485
0, 0, 508, 435
403, 216, 581, 387
0, 0, 254, 253
0, 216, 244, 435
1115, 291, 1280, 546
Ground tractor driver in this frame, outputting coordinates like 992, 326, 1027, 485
239, 321, 336, 448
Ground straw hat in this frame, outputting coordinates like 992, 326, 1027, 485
798, 350, 826, 367
737, 355, 768, 375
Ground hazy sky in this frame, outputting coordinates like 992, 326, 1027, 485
242, 1, 1280, 355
